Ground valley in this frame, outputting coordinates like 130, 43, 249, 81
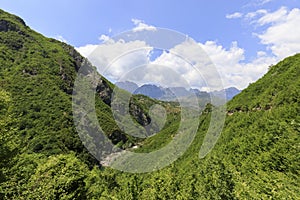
0, 9, 299, 199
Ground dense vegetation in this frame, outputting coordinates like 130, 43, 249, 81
0, 9, 299, 199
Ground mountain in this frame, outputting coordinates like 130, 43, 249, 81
117, 81, 240, 102
225, 87, 241, 100
115, 81, 138, 93
0, 9, 163, 198
133, 84, 164, 99
212, 87, 241, 100
0, 9, 299, 199
167, 87, 191, 97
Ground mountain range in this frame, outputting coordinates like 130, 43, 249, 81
116, 81, 241, 101
0, 9, 299, 199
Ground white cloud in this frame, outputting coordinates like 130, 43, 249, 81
131, 19, 157, 32
253, 7, 300, 59
99, 34, 111, 42
257, 7, 288, 25
76, 9, 300, 91
77, 38, 152, 81
226, 12, 243, 19
151, 40, 278, 90
199, 41, 245, 66
75, 44, 98, 57
259, 0, 273, 5
200, 41, 279, 89
152, 39, 229, 91
54, 35, 68, 43
76, 20, 157, 83
75, 36, 277, 91
194, 6, 300, 90
125, 64, 189, 88
245, 9, 267, 20
151, 51, 203, 89
76, 33, 115, 58
245, 0, 273, 7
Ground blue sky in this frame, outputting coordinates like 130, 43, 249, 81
0, 0, 299, 90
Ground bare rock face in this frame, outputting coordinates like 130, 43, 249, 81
62, 43, 84, 72
129, 102, 151, 126
96, 78, 113, 106
0, 19, 19, 32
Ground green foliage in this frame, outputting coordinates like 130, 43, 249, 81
2, 154, 88, 199
0, 8, 299, 199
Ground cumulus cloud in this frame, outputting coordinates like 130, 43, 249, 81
256, 7, 288, 25
99, 34, 111, 42
76, 33, 277, 91
75, 34, 115, 58
131, 19, 157, 32
201, 41, 280, 89
151, 39, 276, 90
76, 21, 157, 82
76, 10, 300, 91
226, 12, 243, 19
203, 6, 300, 89
122, 64, 189, 88
252, 7, 300, 59
151, 49, 203, 89
152, 39, 228, 91
78, 37, 152, 81
75, 44, 98, 57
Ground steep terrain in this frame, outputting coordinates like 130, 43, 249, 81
0, 9, 299, 199
0, 9, 165, 198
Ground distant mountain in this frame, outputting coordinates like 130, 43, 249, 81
189, 88, 212, 98
212, 87, 241, 100
133, 84, 164, 99
225, 87, 241, 100
1, 9, 299, 199
115, 81, 138, 93
117, 81, 240, 102
168, 87, 191, 97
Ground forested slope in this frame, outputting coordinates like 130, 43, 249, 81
0, 9, 299, 199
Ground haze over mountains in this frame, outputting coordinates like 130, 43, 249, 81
116, 81, 241, 101
0, 9, 299, 199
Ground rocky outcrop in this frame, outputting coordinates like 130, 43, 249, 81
96, 78, 113, 106
0, 19, 20, 32
129, 102, 151, 126
62, 43, 84, 72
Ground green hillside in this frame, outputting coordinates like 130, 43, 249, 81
0, 9, 299, 199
